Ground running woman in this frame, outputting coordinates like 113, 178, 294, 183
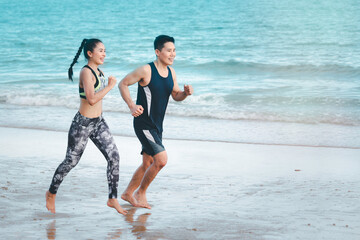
119, 35, 193, 209
46, 38, 127, 215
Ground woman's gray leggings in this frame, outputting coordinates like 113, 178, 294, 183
49, 112, 120, 199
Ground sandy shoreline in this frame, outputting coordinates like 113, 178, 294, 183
0, 126, 359, 239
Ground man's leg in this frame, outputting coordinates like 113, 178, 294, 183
134, 151, 168, 209
122, 153, 153, 206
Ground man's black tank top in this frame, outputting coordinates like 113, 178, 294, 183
134, 62, 174, 133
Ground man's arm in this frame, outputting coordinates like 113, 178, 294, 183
170, 67, 193, 101
118, 65, 150, 117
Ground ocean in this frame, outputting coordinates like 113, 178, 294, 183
0, 0, 359, 148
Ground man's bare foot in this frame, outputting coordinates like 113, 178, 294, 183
134, 191, 151, 209
121, 192, 139, 207
46, 191, 56, 214
107, 198, 128, 215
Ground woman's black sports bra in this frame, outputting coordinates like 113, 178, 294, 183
79, 65, 106, 99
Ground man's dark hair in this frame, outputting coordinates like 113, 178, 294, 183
154, 35, 175, 51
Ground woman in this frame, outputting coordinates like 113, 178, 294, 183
45, 38, 127, 215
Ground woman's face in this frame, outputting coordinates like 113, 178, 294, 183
88, 42, 106, 65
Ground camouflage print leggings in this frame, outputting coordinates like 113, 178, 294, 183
49, 112, 119, 199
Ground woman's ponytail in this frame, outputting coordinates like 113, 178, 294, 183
68, 39, 87, 81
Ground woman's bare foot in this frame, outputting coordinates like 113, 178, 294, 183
121, 192, 139, 207
134, 191, 151, 209
46, 191, 56, 213
107, 198, 128, 215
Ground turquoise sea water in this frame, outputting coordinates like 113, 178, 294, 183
0, 0, 360, 148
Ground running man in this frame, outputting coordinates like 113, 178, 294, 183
119, 35, 193, 209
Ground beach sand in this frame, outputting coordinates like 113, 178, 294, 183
0, 126, 359, 239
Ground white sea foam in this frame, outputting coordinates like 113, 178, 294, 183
1, 81, 359, 127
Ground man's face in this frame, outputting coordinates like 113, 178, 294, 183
156, 42, 176, 65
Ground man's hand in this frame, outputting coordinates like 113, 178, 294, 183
130, 104, 144, 117
184, 84, 193, 96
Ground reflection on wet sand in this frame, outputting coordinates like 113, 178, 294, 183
107, 228, 122, 240
46, 220, 56, 240
107, 207, 151, 239
42, 207, 164, 239
125, 208, 151, 238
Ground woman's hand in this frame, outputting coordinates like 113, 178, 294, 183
108, 76, 117, 89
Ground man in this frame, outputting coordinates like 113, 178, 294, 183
119, 35, 193, 209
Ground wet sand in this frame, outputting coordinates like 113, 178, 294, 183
0, 127, 359, 239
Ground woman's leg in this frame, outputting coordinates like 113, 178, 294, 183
90, 118, 120, 198
46, 113, 92, 213
90, 118, 127, 215
49, 119, 91, 194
